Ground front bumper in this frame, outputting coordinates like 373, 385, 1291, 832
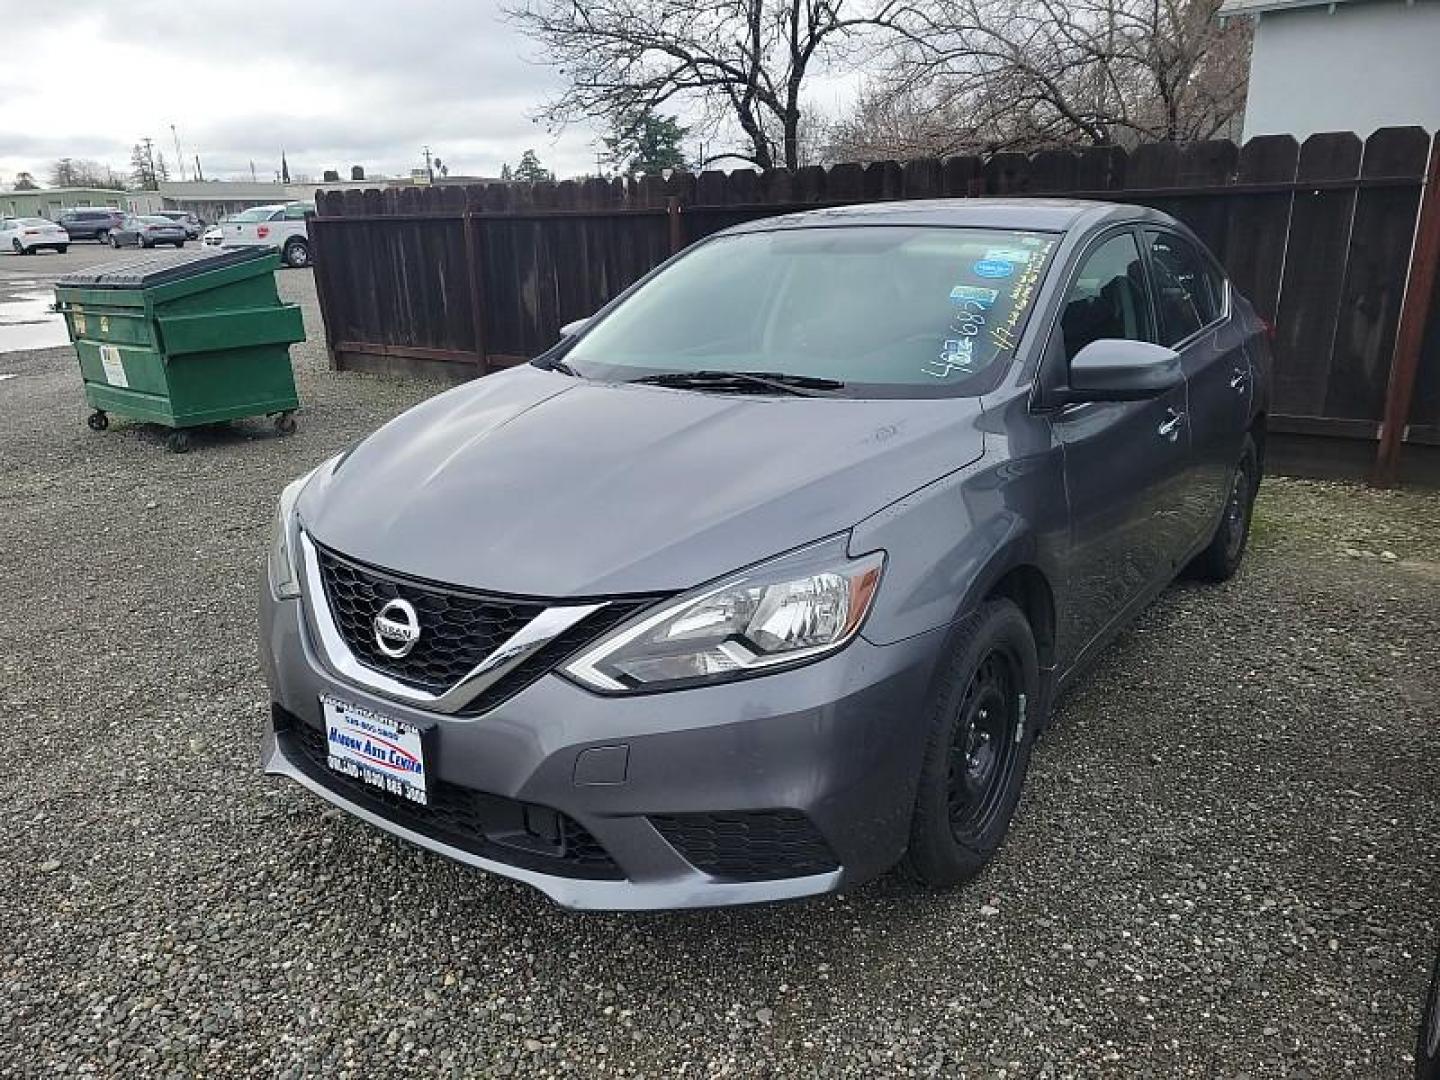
259, 577, 945, 911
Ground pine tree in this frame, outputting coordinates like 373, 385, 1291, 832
512, 150, 552, 183
604, 109, 690, 176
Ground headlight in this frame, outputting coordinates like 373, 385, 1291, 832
267, 465, 322, 599
563, 538, 884, 692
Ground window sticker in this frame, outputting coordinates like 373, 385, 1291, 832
973, 259, 1015, 279
950, 285, 999, 307
984, 248, 1032, 265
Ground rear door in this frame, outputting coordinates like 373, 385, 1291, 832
1048, 227, 1195, 666
1142, 229, 1249, 549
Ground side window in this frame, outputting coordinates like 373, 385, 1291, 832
284, 204, 309, 220
270, 209, 287, 221
1145, 230, 1222, 345
1059, 231, 1153, 363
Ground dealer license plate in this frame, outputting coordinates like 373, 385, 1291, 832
321, 696, 428, 806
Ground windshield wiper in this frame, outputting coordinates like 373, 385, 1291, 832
630, 370, 846, 397
534, 356, 579, 376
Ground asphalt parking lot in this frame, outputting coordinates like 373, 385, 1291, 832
2, 242, 1439, 1078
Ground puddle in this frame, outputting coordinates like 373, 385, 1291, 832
0, 291, 69, 352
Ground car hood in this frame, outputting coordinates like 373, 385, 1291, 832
301, 365, 985, 596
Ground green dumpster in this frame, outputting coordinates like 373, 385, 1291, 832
53, 246, 305, 452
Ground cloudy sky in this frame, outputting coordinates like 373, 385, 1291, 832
0, 0, 622, 187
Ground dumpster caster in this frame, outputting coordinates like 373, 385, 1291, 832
273, 411, 297, 436
87, 410, 109, 432
165, 430, 193, 454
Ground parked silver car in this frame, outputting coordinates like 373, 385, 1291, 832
259, 199, 1270, 910
108, 215, 188, 249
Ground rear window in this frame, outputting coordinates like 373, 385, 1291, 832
140, 216, 176, 225
564, 225, 1062, 398
232, 207, 279, 222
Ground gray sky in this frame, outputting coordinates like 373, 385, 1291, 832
0, 0, 605, 187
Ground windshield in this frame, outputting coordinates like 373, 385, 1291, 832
563, 226, 1060, 397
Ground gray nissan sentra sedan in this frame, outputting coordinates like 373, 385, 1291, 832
259, 199, 1269, 910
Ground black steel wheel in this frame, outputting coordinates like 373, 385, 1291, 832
1187, 434, 1259, 582
86, 411, 108, 432
1419, 947, 1440, 1079
946, 647, 1022, 842
903, 598, 1039, 888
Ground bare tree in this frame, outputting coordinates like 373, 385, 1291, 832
507, 0, 900, 170
850, 0, 1250, 157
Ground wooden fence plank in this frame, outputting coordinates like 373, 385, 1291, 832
1324, 127, 1431, 422
1271, 131, 1363, 418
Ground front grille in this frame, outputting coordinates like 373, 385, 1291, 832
312, 543, 655, 714
277, 707, 623, 879
649, 810, 839, 882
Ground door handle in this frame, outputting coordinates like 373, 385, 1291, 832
1230, 367, 1249, 392
1157, 410, 1185, 442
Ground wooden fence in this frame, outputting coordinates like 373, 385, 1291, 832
310, 126, 1440, 483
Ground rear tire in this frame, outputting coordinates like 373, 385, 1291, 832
57, 245, 68, 254
1187, 434, 1259, 583
109, 236, 120, 248
282, 238, 310, 268
10, 239, 20, 255
174, 240, 185, 248
902, 598, 1039, 888
1418, 948, 1440, 1079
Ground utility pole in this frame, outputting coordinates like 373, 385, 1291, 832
170, 124, 186, 182
250, 160, 257, 182
423, 145, 434, 182
194, 154, 204, 182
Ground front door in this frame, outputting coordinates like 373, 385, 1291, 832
1047, 228, 1194, 668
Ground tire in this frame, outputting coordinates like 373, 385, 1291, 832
1187, 434, 1259, 582
10, 239, 20, 255
141, 239, 153, 249
273, 411, 297, 435
109, 236, 120, 248
87, 411, 109, 432
57, 245, 67, 254
174, 240, 185, 248
165, 430, 192, 454
282, 238, 310, 268
1419, 949, 1440, 1080
903, 598, 1039, 887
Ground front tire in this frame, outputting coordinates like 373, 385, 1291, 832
57, 245, 67, 254
903, 598, 1039, 888
10, 239, 21, 255
1188, 434, 1259, 582
109, 236, 120, 248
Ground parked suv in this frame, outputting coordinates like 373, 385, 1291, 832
259, 199, 1269, 910
152, 209, 203, 239
57, 207, 124, 242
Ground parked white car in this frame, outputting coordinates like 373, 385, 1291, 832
219, 203, 312, 267
0, 217, 69, 255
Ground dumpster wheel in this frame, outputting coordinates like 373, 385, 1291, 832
166, 430, 193, 454
273, 411, 298, 436
87, 411, 109, 432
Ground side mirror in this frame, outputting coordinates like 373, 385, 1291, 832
559, 317, 589, 339
1068, 339, 1182, 402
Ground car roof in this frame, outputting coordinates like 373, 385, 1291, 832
717, 197, 1174, 236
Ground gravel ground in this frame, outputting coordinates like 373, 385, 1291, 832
2, 245, 1438, 1078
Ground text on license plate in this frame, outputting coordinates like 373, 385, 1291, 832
321, 696, 428, 806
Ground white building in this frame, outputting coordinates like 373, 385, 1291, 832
1220, 0, 1440, 141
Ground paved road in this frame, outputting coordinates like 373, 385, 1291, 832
1, 243, 1437, 1077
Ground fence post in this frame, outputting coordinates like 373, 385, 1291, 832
1374, 133, 1440, 486
462, 205, 488, 376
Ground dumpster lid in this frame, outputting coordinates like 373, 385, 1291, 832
56, 246, 274, 289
